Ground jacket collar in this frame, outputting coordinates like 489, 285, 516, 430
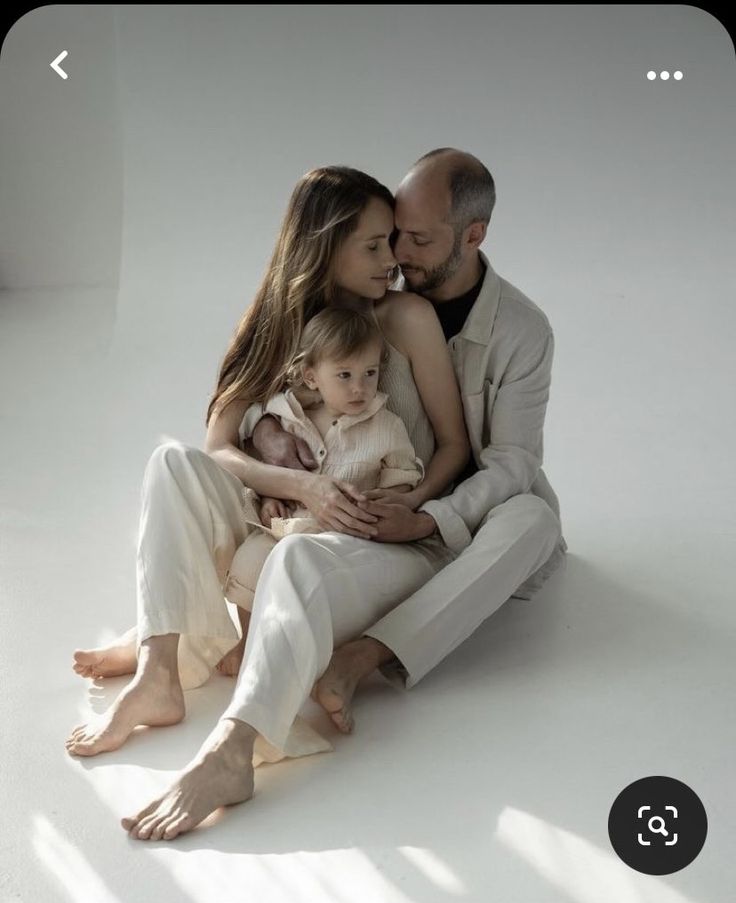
397, 249, 500, 346
458, 250, 501, 345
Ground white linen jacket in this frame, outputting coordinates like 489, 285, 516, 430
419, 252, 567, 593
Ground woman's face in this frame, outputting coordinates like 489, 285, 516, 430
331, 197, 398, 303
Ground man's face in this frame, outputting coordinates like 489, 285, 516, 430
393, 182, 463, 294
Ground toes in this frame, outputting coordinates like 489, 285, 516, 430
68, 740, 97, 757
131, 813, 160, 840
74, 651, 97, 665
163, 815, 192, 840
332, 709, 354, 734
149, 819, 169, 842
123, 798, 164, 835
66, 727, 90, 750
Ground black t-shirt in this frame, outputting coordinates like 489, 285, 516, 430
431, 262, 486, 341
429, 262, 487, 485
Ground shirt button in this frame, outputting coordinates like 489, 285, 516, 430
332, 420, 338, 426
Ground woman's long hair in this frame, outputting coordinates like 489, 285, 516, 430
206, 166, 394, 426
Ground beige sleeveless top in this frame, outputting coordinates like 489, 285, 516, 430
379, 339, 435, 468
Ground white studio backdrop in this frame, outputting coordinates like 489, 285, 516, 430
2, 5, 734, 530
1, 8, 735, 902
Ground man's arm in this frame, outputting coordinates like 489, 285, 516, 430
242, 406, 317, 471
420, 324, 554, 554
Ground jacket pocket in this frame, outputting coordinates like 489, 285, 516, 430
462, 380, 497, 459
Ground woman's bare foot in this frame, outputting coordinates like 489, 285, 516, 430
121, 718, 256, 841
66, 638, 184, 757
216, 636, 245, 677
73, 626, 138, 679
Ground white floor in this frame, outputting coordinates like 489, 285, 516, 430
1, 285, 733, 903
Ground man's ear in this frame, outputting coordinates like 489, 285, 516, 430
466, 221, 487, 249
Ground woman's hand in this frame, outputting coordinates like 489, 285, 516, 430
298, 473, 379, 538
362, 486, 420, 510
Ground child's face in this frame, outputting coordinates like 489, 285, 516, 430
303, 341, 382, 416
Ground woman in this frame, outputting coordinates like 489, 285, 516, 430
66, 166, 469, 839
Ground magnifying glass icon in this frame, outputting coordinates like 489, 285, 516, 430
648, 815, 669, 836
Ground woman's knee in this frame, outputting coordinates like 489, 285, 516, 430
146, 440, 208, 481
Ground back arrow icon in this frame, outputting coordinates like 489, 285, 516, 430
51, 51, 68, 80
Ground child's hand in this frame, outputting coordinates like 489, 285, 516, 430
259, 497, 291, 526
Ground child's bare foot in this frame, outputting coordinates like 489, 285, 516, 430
216, 636, 245, 677
73, 626, 138, 679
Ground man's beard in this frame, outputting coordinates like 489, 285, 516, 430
402, 231, 463, 293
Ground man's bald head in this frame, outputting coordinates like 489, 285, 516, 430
398, 148, 496, 235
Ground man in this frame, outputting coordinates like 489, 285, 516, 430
253, 147, 567, 730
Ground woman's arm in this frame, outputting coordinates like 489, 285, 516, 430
383, 293, 470, 508
205, 398, 378, 537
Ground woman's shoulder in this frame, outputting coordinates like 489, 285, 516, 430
375, 291, 438, 353
380, 290, 435, 320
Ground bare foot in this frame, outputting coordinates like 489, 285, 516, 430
73, 626, 138, 679
216, 636, 245, 677
311, 640, 381, 734
66, 665, 184, 757
121, 718, 256, 841
216, 607, 250, 677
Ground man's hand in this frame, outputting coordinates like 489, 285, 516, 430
252, 415, 318, 471
362, 486, 418, 509
357, 500, 437, 543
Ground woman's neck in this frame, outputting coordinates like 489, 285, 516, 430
328, 292, 374, 316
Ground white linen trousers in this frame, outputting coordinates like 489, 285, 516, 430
137, 438, 561, 760
136, 440, 455, 759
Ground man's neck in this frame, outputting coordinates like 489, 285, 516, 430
423, 252, 485, 304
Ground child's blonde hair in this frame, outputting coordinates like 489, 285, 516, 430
287, 307, 389, 388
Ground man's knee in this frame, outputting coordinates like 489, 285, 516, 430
484, 493, 561, 547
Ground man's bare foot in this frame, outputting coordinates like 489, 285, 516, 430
311, 638, 390, 734
121, 718, 256, 841
73, 626, 138, 679
216, 607, 250, 677
216, 636, 245, 677
66, 664, 184, 757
